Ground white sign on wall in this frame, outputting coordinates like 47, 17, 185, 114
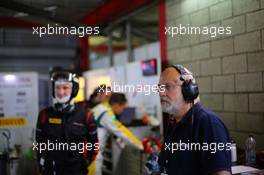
0, 72, 39, 150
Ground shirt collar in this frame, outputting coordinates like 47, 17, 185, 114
102, 101, 110, 107
102, 101, 116, 119
177, 102, 201, 125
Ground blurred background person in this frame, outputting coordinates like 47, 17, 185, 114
91, 93, 143, 175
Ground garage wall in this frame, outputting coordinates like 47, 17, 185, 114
90, 41, 161, 69
0, 29, 78, 75
166, 0, 264, 149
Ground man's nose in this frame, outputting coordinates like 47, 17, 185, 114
56, 89, 64, 98
159, 89, 166, 97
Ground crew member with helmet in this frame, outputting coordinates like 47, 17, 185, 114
35, 71, 98, 175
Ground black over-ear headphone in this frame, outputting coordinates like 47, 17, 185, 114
170, 65, 199, 102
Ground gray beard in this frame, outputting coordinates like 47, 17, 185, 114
161, 101, 184, 115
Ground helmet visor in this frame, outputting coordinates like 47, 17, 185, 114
51, 72, 76, 82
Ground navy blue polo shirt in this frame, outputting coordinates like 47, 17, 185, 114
159, 103, 231, 175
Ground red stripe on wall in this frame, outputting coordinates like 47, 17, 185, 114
159, 0, 167, 69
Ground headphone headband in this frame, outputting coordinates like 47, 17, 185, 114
170, 65, 195, 82
172, 65, 188, 75
168, 65, 199, 102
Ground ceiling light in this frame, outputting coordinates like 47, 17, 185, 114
44, 6, 57, 11
13, 12, 28, 18
4, 74, 16, 82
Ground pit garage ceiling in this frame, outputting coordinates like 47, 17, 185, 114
0, 0, 159, 58
0, 0, 105, 25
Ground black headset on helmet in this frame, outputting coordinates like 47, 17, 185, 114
170, 65, 199, 102
50, 71, 79, 101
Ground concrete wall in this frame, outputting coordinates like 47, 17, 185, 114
166, 0, 264, 149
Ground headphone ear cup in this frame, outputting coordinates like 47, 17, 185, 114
181, 80, 199, 101
181, 81, 189, 101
